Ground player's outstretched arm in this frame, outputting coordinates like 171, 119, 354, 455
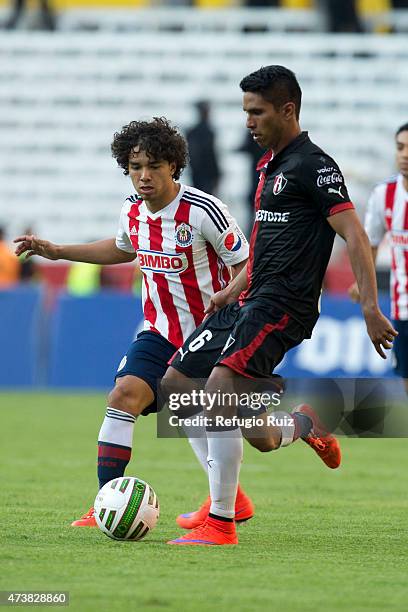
328, 210, 397, 359
14, 236, 136, 265
348, 246, 378, 303
205, 262, 248, 315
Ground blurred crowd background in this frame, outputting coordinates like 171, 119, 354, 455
2, 0, 408, 32
0, 0, 406, 385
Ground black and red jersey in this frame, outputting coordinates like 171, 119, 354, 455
241, 131, 354, 335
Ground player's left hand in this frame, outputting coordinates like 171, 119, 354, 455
363, 308, 398, 359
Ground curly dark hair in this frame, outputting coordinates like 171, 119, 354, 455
111, 117, 188, 181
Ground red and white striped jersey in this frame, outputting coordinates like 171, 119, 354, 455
116, 184, 248, 346
365, 173, 408, 320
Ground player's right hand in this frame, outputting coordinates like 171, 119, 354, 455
14, 235, 60, 261
204, 288, 237, 316
363, 308, 398, 360
348, 281, 360, 303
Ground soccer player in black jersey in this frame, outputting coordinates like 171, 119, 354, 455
164, 66, 397, 546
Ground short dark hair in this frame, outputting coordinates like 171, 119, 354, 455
240, 65, 302, 120
396, 123, 408, 138
111, 117, 188, 180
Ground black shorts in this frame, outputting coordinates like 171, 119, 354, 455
393, 319, 408, 378
169, 301, 307, 379
115, 330, 177, 416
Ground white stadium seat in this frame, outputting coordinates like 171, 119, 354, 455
1, 13, 408, 242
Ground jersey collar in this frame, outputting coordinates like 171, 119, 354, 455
397, 172, 408, 197
259, 131, 310, 173
256, 150, 274, 171
141, 184, 185, 219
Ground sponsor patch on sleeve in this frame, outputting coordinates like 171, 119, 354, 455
224, 231, 242, 252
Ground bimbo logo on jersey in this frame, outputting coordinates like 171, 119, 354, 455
391, 231, 408, 247
273, 172, 288, 195
224, 231, 242, 252
174, 223, 194, 248
138, 250, 188, 274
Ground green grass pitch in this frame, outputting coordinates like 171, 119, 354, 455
1, 392, 408, 611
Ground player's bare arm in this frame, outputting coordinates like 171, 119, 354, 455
14, 236, 136, 265
348, 246, 378, 303
205, 261, 248, 314
230, 259, 247, 279
328, 209, 397, 358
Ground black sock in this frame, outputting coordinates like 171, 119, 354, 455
209, 513, 234, 523
293, 413, 313, 439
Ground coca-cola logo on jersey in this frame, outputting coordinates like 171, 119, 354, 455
138, 250, 188, 274
316, 172, 343, 187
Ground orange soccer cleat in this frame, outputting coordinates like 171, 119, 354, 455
294, 403, 342, 469
176, 486, 254, 529
168, 516, 238, 546
71, 506, 97, 527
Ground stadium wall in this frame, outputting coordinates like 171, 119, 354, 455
0, 289, 393, 389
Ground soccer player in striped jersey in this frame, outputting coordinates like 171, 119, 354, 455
350, 123, 408, 393
14, 117, 254, 528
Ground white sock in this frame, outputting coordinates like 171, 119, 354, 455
271, 410, 296, 448
206, 429, 243, 519
181, 411, 209, 473
98, 407, 136, 447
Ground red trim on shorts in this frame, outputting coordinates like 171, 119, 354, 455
167, 350, 179, 366
328, 202, 354, 216
219, 313, 290, 376
218, 362, 255, 379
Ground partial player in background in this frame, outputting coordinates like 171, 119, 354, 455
164, 65, 397, 546
349, 123, 408, 394
14, 117, 254, 528
0, 226, 20, 287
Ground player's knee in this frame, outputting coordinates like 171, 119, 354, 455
161, 367, 178, 393
161, 367, 192, 400
204, 367, 235, 408
205, 366, 234, 394
248, 437, 279, 452
108, 379, 143, 416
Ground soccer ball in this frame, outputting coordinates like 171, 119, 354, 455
94, 477, 159, 541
